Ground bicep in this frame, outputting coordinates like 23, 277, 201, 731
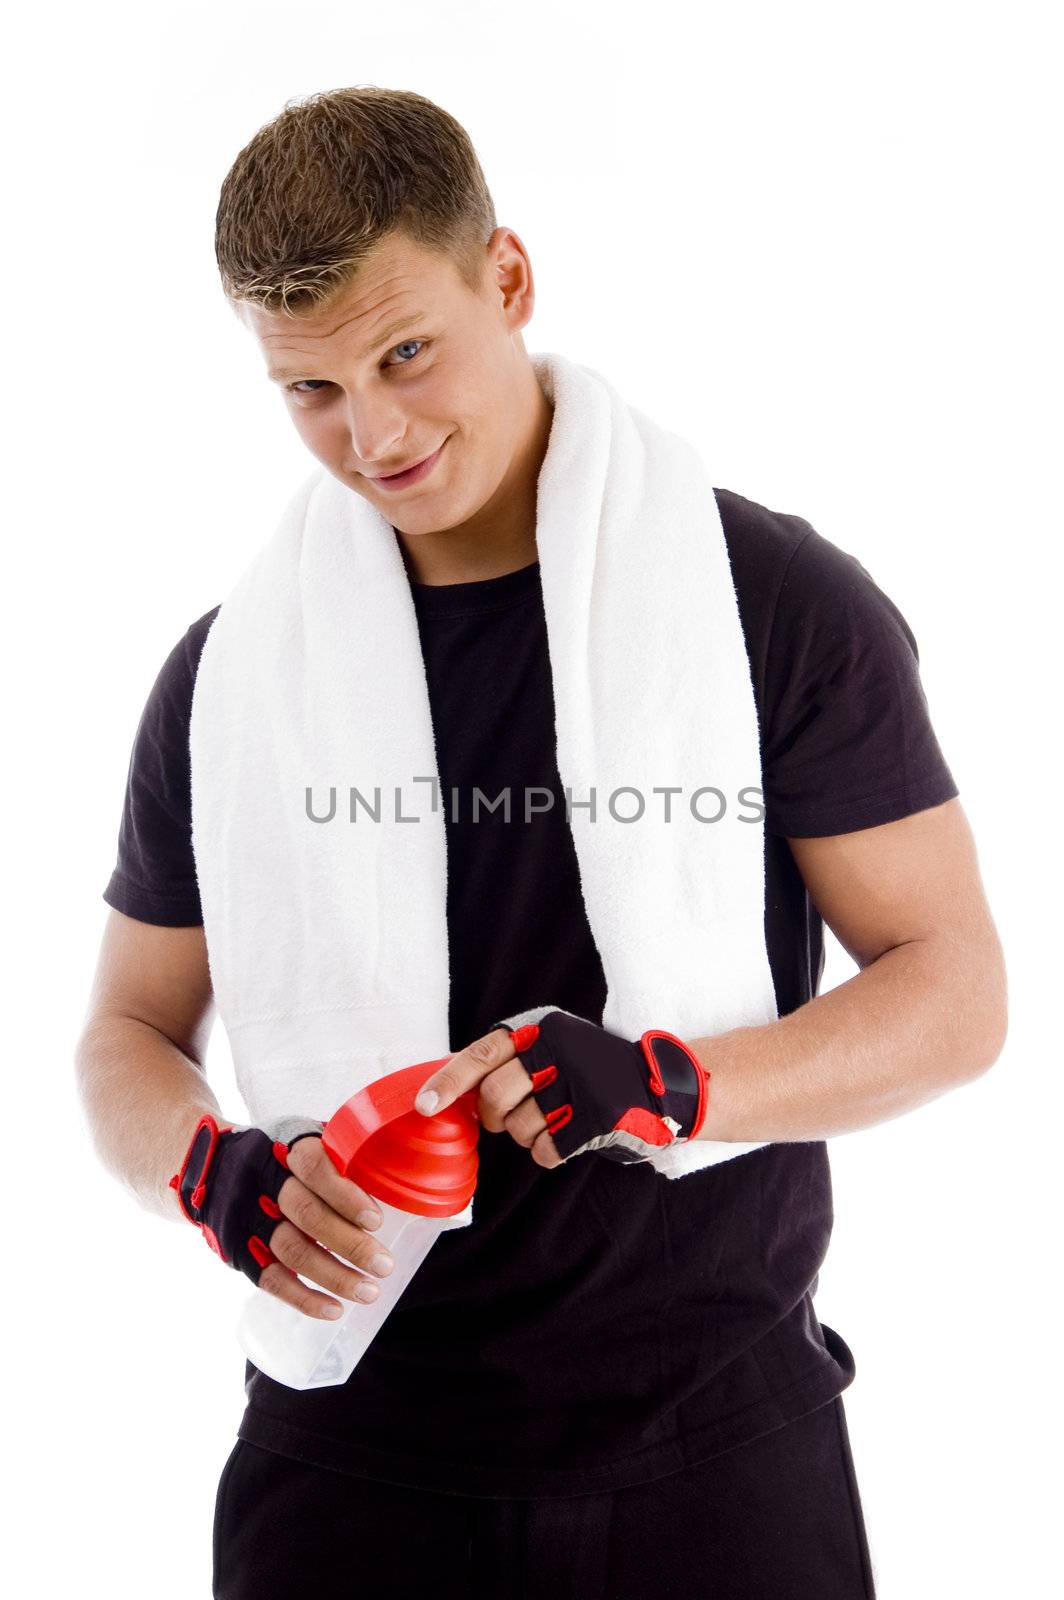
787, 797, 1004, 974
83, 908, 215, 1065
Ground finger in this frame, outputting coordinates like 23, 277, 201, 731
268, 1220, 388, 1313
275, 1175, 394, 1280
477, 1059, 539, 1134
256, 1257, 340, 1319
415, 1026, 516, 1115
531, 1127, 565, 1168
285, 1132, 383, 1229
500, 1095, 550, 1148
256, 1255, 377, 1321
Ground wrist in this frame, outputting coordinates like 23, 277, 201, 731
167, 1111, 238, 1225
637, 1029, 710, 1143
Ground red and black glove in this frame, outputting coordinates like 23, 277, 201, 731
489, 1006, 709, 1165
168, 1113, 324, 1285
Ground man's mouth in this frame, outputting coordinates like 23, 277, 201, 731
371, 440, 447, 489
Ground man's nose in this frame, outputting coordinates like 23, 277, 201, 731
341, 391, 407, 469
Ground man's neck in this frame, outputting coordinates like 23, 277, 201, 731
396, 521, 540, 587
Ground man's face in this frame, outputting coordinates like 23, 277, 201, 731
243, 229, 536, 540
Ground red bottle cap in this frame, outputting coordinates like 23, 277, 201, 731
320, 1057, 479, 1218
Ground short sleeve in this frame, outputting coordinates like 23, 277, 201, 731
760, 530, 959, 838
102, 609, 218, 925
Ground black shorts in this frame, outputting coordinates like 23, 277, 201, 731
213, 1395, 877, 1598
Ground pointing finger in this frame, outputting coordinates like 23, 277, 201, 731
415, 1027, 516, 1115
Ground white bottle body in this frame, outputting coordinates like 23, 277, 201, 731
236, 1199, 446, 1390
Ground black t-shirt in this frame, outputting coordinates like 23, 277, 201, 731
103, 487, 959, 1498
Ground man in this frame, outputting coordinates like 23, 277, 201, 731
75, 87, 1007, 1599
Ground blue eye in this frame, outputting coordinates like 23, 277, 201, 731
286, 339, 424, 396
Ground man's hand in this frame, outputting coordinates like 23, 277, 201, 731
415, 1026, 566, 1168
260, 1135, 399, 1319
170, 1117, 398, 1319
414, 1008, 708, 1167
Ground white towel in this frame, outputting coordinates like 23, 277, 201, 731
189, 350, 778, 1230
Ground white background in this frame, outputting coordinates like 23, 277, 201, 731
6, 2, 1060, 1595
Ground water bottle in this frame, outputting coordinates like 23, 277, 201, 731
236, 1056, 479, 1390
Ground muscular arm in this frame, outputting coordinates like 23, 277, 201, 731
689, 798, 1009, 1142
74, 909, 232, 1221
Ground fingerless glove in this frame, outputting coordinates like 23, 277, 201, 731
168, 1113, 323, 1285
490, 1006, 709, 1165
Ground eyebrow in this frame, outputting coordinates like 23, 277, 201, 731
265, 313, 426, 383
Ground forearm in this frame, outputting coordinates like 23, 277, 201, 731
689, 936, 1006, 1143
75, 1016, 236, 1222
